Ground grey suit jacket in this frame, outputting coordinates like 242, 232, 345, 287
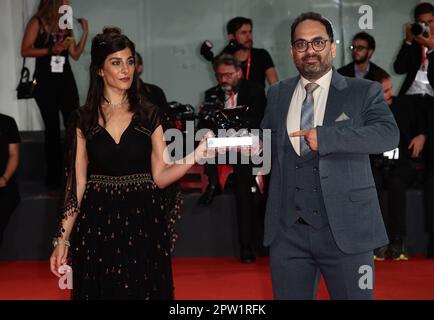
261, 69, 400, 254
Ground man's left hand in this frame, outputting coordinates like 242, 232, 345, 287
290, 128, 318, 152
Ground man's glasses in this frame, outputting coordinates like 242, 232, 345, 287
215, 72, 237, 80
292, 38, 329, 53
350, 45, 369, 52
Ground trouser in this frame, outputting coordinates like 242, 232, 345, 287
270, 222, 374, 300
0, 184, 20, 247
33, 72, 79, 185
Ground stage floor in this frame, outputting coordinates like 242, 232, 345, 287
0, 257, 433, 300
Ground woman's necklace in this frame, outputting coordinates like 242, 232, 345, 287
102, 96, 128, 109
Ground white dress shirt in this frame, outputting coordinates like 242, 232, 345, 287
406, 46, 434, 97
286, 68, 333, 156
224, 92, 239, 109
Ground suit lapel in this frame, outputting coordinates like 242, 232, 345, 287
276, 77, 299, 167
322, 69, 348, 126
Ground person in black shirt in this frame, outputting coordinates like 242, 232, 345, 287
21, 0, 88, 187
0, 114, 21, 247
226, 17, 278, 88
338, 32, 387, 81
135, 52, 170, 114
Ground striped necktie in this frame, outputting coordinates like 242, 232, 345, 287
300, 83, 319, 156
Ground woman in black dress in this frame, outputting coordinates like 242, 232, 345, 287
0, 114, 21, 247
49, 27, 211, 300
21, 0, 88, 187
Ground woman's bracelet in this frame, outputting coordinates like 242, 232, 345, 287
52, 238, 70, 248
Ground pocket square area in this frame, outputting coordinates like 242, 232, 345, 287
335, 113, 350, 122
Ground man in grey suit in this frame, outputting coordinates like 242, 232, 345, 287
260, 12, 400, 300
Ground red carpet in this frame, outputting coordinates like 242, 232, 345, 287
0, 258, 433, 300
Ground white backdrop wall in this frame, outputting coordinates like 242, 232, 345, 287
0, 0, 420, 131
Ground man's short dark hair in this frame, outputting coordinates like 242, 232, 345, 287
353, 32, 376, 51
213, 54, 242, 71
370, 68, 391, 84
414, 2, 434, 20
227, 17, 253, 35
291, 12, 334, 43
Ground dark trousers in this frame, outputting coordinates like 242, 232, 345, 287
0, 183, 20, 247
401, 94, 434, 233
270, 223, 374, 300
372, 159, 428, 239
33, 74, 79, 184
205, 163, 260, 248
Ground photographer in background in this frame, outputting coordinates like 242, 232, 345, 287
338, 32, 387, 80
226, 17, 279, 88
371, 69, 426, 261
198, 54, 266, 263
393, 2, 434, 258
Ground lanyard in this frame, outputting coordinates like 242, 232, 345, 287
51, 31, 66, 44
421, 45, 428, 71
245, 49, 252, 80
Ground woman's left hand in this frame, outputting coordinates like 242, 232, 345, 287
0, 176, 7, 188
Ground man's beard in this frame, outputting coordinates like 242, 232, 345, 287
295, 53, 333, 80
353, 53, 369, 65
221, 80, 240, 93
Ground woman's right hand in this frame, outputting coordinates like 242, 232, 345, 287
50, 244, 69, 278
51, 43, 67, 55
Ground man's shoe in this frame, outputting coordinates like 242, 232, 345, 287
240, 246, 256, 264
389, 239, 409, 261
374, 245, 388, 261
197, 184, 221, 206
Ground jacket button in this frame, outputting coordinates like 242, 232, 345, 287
313, 210, 319, 215
296, 187, 302, 192
313, 167, 318, 172
296, 165, 302, 169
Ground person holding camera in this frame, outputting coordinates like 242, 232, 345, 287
393, 2, 434, 258
21, 0, 88, 187
226, 17, 279, 88
198, 54, 266, 263
370, 69, 427, 261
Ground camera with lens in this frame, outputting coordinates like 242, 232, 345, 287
163, 101, 196, 132
411, 22, 430, 37
198, 95, 250, 132
200, 40, 248, 62
200, 40, 215, 62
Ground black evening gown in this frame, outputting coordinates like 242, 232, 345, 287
57, 105, 181, 300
